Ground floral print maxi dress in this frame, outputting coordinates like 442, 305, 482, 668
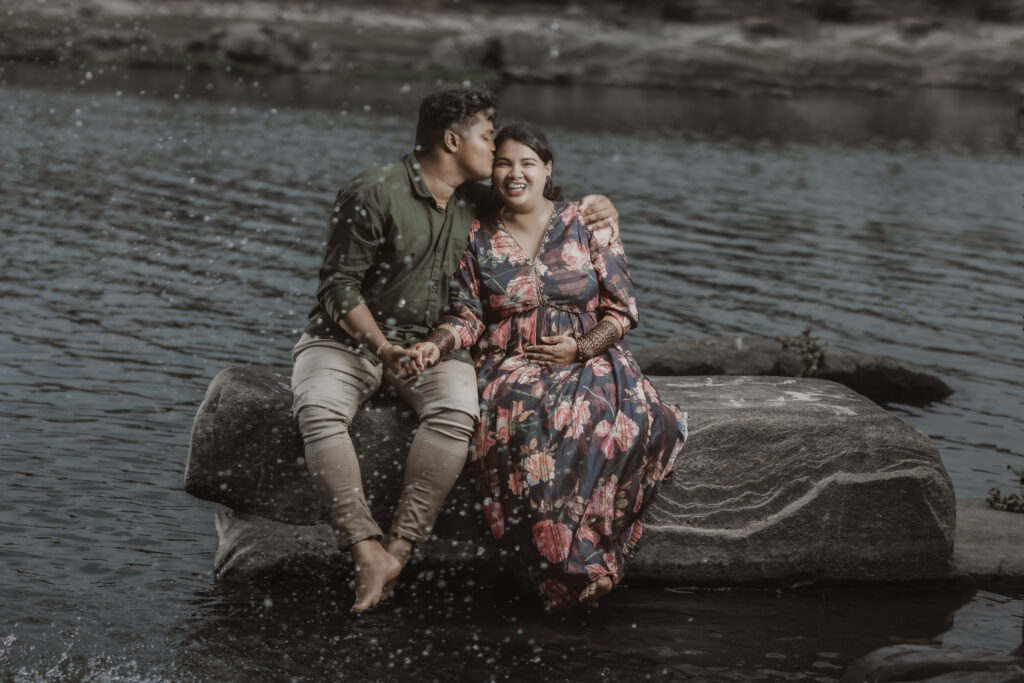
440, 202, 687, 607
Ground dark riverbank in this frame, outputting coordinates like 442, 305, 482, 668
5, 0, 1024, 96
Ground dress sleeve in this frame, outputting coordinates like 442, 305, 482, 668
585, 220, 640, 333
314, 189, 383, 325
439, 241, 486, 348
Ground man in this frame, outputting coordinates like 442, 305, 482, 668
291, 87, 618, 611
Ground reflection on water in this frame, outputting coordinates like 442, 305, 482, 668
1, 68, 1023, 679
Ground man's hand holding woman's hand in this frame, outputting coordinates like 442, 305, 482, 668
406, 341, 442, 375
380, 344, 429, 378
524, 335, 578, 366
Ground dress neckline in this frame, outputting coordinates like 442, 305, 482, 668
497, 201, 558, 264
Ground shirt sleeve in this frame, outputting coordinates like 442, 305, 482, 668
585, 220, 640, 334
314, 189, 384, 325
439, 243, 486, 348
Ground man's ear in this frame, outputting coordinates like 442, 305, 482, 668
443, 129, 460, 154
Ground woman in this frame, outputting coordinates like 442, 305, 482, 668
412, 123, 686, 608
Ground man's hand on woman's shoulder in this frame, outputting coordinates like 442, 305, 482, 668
578, 194, 620, 239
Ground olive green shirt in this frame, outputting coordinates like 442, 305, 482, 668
305, 153, 483, 363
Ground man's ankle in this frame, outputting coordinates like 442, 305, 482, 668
386, 537, 414, 565
350, 538, 385, 561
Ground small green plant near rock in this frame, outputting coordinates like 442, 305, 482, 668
776, 328, 827, 377
986, 464, 1024, 513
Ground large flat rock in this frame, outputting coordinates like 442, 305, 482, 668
185, 368, 956, 585
633, 376, 954, 584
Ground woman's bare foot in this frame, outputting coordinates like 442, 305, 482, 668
350, 539, 403, 612
579, 577, 613, 608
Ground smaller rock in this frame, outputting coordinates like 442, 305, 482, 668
213, 504, 499, 583
841, 644, 1024, 682
897, 17, 945, 41
951, 498, 1024, 581
77, 0, 140, 19
76, 29, 152, 51
202, 23, 312, 72
215, 504, 340, 581
741, 17, 790, 40
632, 335, 952, 406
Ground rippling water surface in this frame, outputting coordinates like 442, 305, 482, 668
1, 69, 1022, 680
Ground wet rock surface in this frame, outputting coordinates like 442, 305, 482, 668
188, 367, 956, 585
841, 644, 1024, 682
632, 335, 953, 406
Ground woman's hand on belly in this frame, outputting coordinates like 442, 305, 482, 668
524, 335, 579, 367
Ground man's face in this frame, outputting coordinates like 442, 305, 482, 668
452, 111, 495, 182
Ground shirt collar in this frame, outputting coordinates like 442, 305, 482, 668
403, 153, 479, 207
403, 153, 435, 202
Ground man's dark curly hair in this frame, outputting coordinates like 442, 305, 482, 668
414, 87, 497, 153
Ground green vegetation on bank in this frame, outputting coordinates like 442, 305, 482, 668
987, 465, 1024, 513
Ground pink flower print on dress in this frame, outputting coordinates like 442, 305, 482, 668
567, 396, 591, 438
577, 523, 601, 548
471, 419, 491, 462
627, 519, 644, 548
508, 470, 527, 496
490, 320, 511, 349
524, 450, 556, 486
495, 271, 539, 311
519, 311, 538, 348
559, 202, 578, 225
589, 223, 614, 249
484, 500, 504, 539
595, 412, 640, 459
560, 239, 590, 272
552, 399, 572, 430
533, 520, 572, 564
494, 405, 512, 444
588, 478, 617, 535
491, 229, 530, 266
591, 357, 613, 377
594, 253, 611, 281
602, 551, 619, 579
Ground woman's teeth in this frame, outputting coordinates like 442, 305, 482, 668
506, 182, 526, 192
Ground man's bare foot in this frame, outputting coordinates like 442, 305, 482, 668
382, 537, 413, 598
350, 539, 402, 612
347, 537, 413, 599
579, 577, 613, 608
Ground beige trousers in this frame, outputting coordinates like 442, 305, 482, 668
290, 334, 478, 548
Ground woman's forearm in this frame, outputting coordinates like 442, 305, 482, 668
576, 316, 624, 361
424, 324, 461, 356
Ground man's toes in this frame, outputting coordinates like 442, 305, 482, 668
351, 589, 379, 612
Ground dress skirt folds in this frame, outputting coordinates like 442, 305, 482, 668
441, 202, 687, 607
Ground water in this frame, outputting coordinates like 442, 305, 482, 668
1, 66, 1022, 679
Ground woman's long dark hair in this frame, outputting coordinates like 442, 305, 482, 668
489, 123, 565, 215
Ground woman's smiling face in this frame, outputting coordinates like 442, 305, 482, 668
492, 139, 553, 211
